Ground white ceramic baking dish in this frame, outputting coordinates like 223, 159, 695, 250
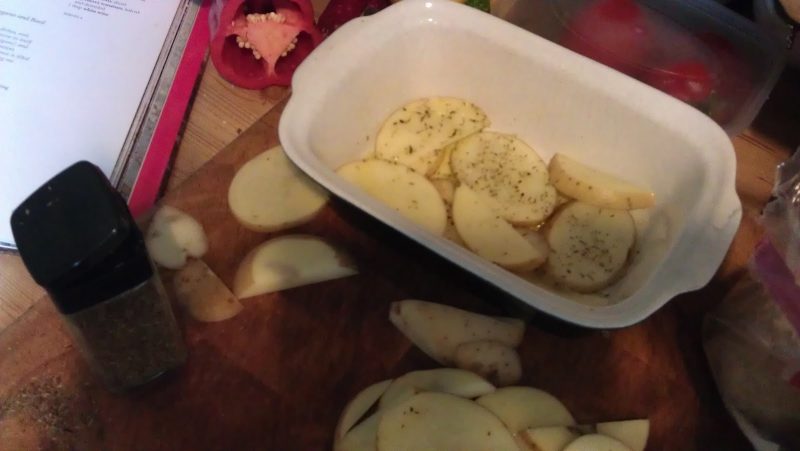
278, 0, 741, 328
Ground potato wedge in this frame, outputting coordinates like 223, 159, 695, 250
335, 380, 393, 441
562, 434, 631, 451
228, 145, 329, 232
337, 160, 448, 235
375, 97, 489, 175
389, 299, 525, 364
376, 392, 518, 451
518, 426, 578, 451
335, 413, 379, 451
145, 206, 208, 269
453, 185, 547, 270
476, 387, 576, 432
596, 419, 649, 451
545, 202, 635, 293
173, 259, 243, 322
451, 132, 557, 225
453, 340, 522, 387
378, 368, 495, 410
233, 235, 357, 299
548, 153, 654, 210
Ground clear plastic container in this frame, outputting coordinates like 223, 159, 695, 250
495, 0, 786, 135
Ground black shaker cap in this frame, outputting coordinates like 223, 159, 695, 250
11, 161, 152, 314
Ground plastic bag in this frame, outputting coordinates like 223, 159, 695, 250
704, 150, 800, 450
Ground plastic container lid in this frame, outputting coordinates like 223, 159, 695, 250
10, 161, 152, 315
498, 0, 786, 135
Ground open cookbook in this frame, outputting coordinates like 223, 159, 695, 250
0, 0, 208, 249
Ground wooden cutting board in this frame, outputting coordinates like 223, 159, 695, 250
0, 97, 760, 450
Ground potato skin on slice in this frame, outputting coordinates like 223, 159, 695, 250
173, 259, 242, 322
453, 340, 523, 387
388, 299, 525, 365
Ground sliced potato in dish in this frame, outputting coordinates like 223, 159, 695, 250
430, 177, 456, 206
233, 235, 357, 299
451, 132, 557, 225
562, 434, 631, 451
335, 379, 393, 441
337, 160, 447, 236
431, 142, 457, 179
548, 153, 654, 210
375, 97, 489, 175
145, 205, 208, 269
596, 419, 649, 451
335, 413, 379, 451
173, 259, 242, 322
453, 185, 548, 270
228, 145, 329, 232
453, 340, 522, 387
389, 299, 525, 365
518, 426, 579, 451
378, 368, 495, 410
516, 228, 550, 265
545, 202, 635, 293
376, 392, 519, 451
476, 387, 576, 432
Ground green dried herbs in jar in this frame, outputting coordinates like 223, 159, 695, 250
11, 162, 186, 392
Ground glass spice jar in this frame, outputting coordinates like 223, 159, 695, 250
11, 161, 186, 392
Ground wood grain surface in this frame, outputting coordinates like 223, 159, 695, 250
0, 91, 788, 450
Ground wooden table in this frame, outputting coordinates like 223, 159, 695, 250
0, 58, 798, 335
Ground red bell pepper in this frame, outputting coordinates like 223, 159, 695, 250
210, 0, 323, 89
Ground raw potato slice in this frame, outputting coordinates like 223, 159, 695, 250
337, 160, 447, 235
476, 387, 576, 432
145, 206, 208, 269
173, 259, 243, 322
335, 413, 379, 451
431, 177, 456, 206
596, 419, 649, 451
375, 97, 489, 175
562, 434, 631, 451
545, 202, 635, 293
389, 299, 525, 364
233, 235, 357, 299
453, 340, 522, 386
335, 380, 393, 440
378, 368, 495, 410
376, 392, 519, 451
451, 132, 557, 225
548, 153, 654, 210
516, 228, 550, 264
228, 145, 329, 232
431, 143, 457, 179
518, 426, 578, 451
377, 384, 420, 411
453, 185, 547, 270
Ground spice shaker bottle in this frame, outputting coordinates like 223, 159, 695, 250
11, 161, 186, 392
